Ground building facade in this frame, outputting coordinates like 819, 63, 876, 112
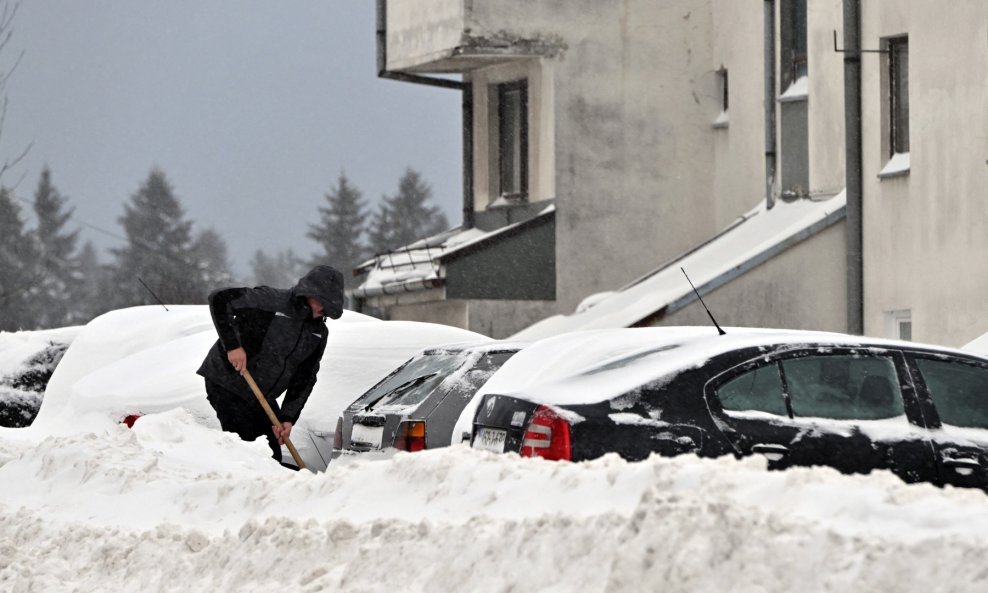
357, 0, 988, 348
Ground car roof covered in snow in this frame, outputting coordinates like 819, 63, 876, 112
487, 326, 988, 407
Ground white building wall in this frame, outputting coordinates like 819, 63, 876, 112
466, 0, 723, 314
657, 222, 847, 332
860, 1, 988, 347
385, 0, 464, 70
710, 1, 765, 226
807, 0, 845, 195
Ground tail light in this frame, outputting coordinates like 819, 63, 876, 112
521, 406, 571, 461
121, 415, 142, 428
395, 420, 426, 452
333, 416, 343, 450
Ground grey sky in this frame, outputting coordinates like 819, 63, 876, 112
5, 1, 462, 279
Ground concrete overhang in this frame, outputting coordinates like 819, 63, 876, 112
383, 0, 565, 74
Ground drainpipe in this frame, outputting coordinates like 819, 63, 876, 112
843, 0, 863, 334
764, 0, 777, 210
462, 83, 475, 228
376, 0, 475, 229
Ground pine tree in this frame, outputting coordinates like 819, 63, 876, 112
0, 187, 41, 330
249, 248, 304, 288
31, 167, 80, 328
382, 168, 449, 249
366, 202, 396, 255
192, 228, 234, 292
72, 241, 114, 323
111, 169, 203, 307
307, 172, 368, 288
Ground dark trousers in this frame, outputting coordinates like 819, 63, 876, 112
205, 379, 282, 463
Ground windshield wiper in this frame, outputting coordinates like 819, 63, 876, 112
363, 373, 438, 411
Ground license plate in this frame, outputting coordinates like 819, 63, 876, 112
351, 423, 384, 448
473, 427, 507, 453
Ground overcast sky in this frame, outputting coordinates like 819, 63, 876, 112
4, 1, 462, 279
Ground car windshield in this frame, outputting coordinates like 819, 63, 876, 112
353, 352, 470, 411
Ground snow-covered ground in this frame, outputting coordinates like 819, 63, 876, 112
2, 412, 988, 592
2, 311, 988, 592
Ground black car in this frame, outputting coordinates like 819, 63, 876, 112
335, 341, 525, 455
472, 328, 988, 491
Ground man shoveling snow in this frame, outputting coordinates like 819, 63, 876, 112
197, 265, 344, 468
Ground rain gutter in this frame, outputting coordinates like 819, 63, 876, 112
350, 276, 445, 300
764, 0, 777, 210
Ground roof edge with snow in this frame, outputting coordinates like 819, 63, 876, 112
511, 193, 847, 340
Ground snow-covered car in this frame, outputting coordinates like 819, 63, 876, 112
335, 341, 524, 456
289, 321, 488, 468
0, 327, 80, 427
450, 327, 714, 446
472, 327, 988, 492
33, 305, 487, 470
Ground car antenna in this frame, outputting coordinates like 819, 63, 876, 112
680, 267, 725, 335
137, 276, 169, 311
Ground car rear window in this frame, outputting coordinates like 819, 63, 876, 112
354, 353, 468, 411
443, 351, 516, 400
915, 357, 988, 429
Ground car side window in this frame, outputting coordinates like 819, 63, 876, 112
717, 363, 788, 416
914, 358, 988, 430
781, 355, 904, 420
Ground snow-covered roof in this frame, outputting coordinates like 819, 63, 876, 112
439, 204, 556, 261
512, 194, 847, 340
351, 227, 488, 298
352, 205, 556, 298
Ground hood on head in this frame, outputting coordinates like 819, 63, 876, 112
294, 265, 345, 319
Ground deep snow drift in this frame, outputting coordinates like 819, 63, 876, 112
2, 410, 988, 593
2, 309, 988, 592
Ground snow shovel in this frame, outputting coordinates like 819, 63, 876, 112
241, 369, 307, 470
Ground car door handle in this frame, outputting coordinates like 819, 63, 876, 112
752, 443, 789, 461
943, 456, 981, 476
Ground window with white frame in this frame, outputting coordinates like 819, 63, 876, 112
713, 67, 729, 128
489, 80, 528, 202
880, 36, 910, 178
886, 309, 912, 341
780, 0, 808, 89
889, 37, 910, 156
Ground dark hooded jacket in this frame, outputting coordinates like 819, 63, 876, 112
197, 265, 344, 423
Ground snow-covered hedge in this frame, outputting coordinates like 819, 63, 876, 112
0, 327, 79, 427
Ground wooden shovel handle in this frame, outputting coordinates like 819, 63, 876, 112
242, 369, 306, 470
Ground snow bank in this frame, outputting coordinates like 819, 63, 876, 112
1, 408, 987, 592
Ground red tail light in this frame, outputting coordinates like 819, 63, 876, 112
521, 406, 572, 461
395, 420, 426, 452
121, 415, 142, 428
333, 416, 343, 450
